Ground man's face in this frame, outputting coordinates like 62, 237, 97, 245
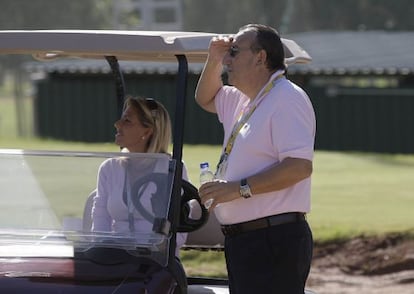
223, 30, 260, 88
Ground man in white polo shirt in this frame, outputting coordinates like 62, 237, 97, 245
196, 24, 316, 293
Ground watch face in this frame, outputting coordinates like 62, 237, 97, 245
240, 180, 252, 198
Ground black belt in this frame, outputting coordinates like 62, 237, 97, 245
221, 212, 306, 237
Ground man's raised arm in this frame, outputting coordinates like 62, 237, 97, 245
195, 36, 232, 113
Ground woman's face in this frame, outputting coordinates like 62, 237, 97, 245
114, 105, 153, 153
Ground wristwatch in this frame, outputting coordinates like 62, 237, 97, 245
239, 178, 252, 199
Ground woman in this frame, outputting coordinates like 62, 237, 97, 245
91, 96, 189, 252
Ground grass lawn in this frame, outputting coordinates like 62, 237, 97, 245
311, 151, 414, 240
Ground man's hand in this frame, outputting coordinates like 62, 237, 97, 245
195, 35, 234, 113
198, 179, 239, 211
207, 35, 234, 63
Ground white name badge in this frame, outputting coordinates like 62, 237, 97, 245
215, 153, 228, 179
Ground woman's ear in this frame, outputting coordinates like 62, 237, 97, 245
143, 127, 154, 140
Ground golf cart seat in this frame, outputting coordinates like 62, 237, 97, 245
184, 209, 224, 249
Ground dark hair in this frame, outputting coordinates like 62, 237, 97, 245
239, 24, 286, 71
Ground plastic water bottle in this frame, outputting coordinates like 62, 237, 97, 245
199, 162, 215, 185
199, 162, 215, 209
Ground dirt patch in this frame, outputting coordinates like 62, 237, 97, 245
306, 233, 414, 294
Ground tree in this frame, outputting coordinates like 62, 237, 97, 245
183, 0, 414, 33
0, 0, 112, 29
0, 0, 113, 136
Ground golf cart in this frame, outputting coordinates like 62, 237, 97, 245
0, 30, 315, 293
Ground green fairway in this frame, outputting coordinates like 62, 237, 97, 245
310, 151, 414, 240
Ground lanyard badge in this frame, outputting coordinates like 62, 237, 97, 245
215, 153, 228, 179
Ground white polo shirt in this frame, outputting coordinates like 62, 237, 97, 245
213, 72, 316, 225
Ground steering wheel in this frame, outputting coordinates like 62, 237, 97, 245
129, 173, 208, 233
178, 179, 209, 233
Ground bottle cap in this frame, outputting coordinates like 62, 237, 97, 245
200, 162, 209, 169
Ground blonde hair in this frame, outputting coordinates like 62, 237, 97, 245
123, 96, 172, 154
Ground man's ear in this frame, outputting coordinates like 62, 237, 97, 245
256, 49, 267, 66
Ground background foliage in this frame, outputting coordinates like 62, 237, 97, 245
0, 0, 112, 29
183, 0, 414, 33
0, 0, 412, 32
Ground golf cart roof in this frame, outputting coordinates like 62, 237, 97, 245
0, 29, 312, 64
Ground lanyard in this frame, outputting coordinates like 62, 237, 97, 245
215, 72, 284, 176
224, 73, 283, 156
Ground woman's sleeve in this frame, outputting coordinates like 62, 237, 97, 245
91, 162, 112, 232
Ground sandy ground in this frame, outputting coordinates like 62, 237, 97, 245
305, 234, 414, 294
307, 267, 414, 294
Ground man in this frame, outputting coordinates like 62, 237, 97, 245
196, 24, 316, 293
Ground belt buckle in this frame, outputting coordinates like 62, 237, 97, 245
228, 225, 238, 236
222, 224, 239, 236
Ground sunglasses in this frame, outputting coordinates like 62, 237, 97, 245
143, 98, 159, 120
145, 98, 158, 111
228, 46, 242, 57
228, 45, 262, 58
